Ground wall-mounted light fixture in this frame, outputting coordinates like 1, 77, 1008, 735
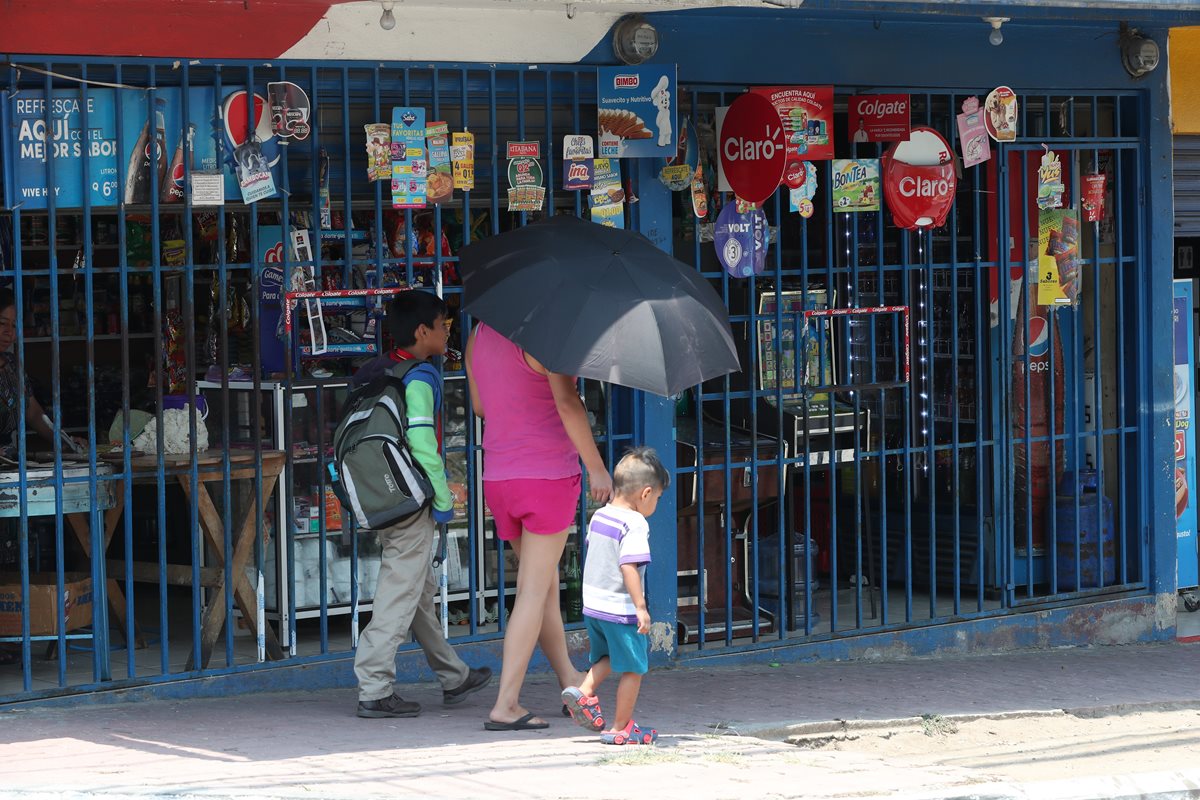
761, 0, 804, 7
379, 1, 396, 31
612, 15, 660, 65
983, 17, 1009, 47
1120, 24, 1161, 78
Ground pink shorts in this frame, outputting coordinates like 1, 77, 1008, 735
484, 475, 582, 541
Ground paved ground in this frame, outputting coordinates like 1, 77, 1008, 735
3, 642, 1200, 799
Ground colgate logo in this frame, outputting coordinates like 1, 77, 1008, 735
723, 124, 783, 162
899, 175, 951, 198
614, 75, 640, 88
567, 163, 589, 180
855, 98, 907, 118
264, 243, 285, 263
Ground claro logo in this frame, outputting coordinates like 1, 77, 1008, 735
898, 175, 951, 198
614, 75, 640, 88
723, 124, 783, 162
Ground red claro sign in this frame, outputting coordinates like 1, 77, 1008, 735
720, 92, 786, 205
882, 126, 957, 229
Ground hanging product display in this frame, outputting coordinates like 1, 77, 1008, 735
365, 123, 391, 182
956, 96, 992, 169
881, 126, 956, 229
590, 158, 624, 228
832, 158, 881, 213
714, 201, 768, 278
690, 160, 709, 219
426, 121, 453, 205
451, 131, 475, 190
507, 140, 545, 212
847, 94, 910, 143
267, 81, 311, 141
1037, 208, 1080, 306
788, 160, 818, 218
1037, 148, 1065, 209
1082, 173, 1107, 223
562, 134, 595, 192
718, 91, 787, 206
984, 86, 1019, 142
391, 106, 427, 209
751, 85, 834, 161
660, 118, 698, 191
234, 138, 276, 204
596, 65, 677, 158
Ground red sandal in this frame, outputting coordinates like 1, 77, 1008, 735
601, 720, 657, 745
561, 687, 605, 732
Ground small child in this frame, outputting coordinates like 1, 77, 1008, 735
562, 447, 668, 745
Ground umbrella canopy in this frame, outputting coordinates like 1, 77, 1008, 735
459, 214, 740, 397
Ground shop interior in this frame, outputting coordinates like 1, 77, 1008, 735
0, 72, 1145, 692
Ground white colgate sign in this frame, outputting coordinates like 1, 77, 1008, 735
718, 92, 786, 205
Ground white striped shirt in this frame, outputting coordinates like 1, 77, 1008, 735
581, 504, 651, 624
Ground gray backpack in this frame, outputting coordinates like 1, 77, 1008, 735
329, 360, 436, 530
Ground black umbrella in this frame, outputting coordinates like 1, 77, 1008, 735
459, 214, 740, 397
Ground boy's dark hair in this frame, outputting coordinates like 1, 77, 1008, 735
387, 290, 448, 347
613, 446, 670, 495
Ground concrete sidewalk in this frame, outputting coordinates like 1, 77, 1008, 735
2, 642, 1200, 799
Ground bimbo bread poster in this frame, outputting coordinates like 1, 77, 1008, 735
597, 65, 677, 159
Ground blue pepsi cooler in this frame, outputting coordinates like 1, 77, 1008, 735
1054, 469, 1116, 591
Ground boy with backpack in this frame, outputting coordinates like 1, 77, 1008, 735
348, 290, 491, 718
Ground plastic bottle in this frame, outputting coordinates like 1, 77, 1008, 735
564, 547, 583, 623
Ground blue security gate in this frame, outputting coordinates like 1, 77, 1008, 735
0, 56, 644, 701
0, 54, 1157, 700
669, 85, 1150, 652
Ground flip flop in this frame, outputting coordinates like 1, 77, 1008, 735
483, 712, 550, 731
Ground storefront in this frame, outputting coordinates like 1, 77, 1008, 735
0, 0, 1194, 705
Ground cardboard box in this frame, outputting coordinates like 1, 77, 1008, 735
0, 573, 94, 636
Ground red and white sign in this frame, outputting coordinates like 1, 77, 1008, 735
718, 92, 787, 206
848, 94, 910, 143
882, 126, 957, 230
507, 141, 540, 159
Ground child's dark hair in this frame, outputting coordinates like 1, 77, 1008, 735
613, 446, 670, 495
387, 290, 448, 347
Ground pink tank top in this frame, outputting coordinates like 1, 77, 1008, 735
470, 323, 581, 481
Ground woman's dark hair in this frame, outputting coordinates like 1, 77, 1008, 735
0, 288, 15, 315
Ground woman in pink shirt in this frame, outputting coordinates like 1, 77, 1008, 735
467, 322, 613, 730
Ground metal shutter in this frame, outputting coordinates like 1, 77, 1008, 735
1176, 136, 1200, 236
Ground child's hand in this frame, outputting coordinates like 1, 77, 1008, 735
636, 607, 651, 634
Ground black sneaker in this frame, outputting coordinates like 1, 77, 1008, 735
357, 692, 421, 718
443, 666, 493, 705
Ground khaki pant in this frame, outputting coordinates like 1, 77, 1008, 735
354, 508, 468, 702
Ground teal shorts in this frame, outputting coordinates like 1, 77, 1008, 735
585, 614, 648, 675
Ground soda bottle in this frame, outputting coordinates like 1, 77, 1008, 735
161, 123, 195, 204
124, 98, 167, 205
563, 546, 583, 623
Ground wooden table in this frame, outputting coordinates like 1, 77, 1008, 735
101, 450, 287, 670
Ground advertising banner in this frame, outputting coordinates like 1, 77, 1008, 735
751, 86, 834, 161
832, 158, 880, 213
597, 65, 676, 159
848, 94, 910, 143
9, 89, 120, 208
1175, 279, 1198, 589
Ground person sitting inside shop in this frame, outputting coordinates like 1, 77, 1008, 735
0, 289, 84, 455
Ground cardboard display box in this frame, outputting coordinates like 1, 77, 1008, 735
0, 572, 93, 636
